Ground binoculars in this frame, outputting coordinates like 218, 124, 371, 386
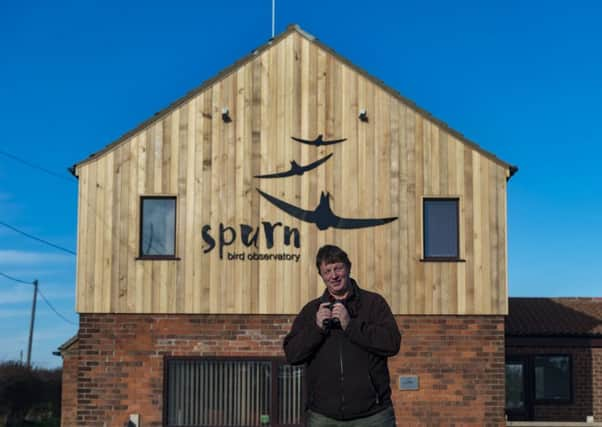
322, 302, 343, 329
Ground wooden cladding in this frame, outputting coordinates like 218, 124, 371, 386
75, 30, 510, 315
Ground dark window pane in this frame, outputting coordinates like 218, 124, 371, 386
505, 363, 525, 409
424, 199, 459, 258
535, 356, 570, 401
141, 198, 175, 256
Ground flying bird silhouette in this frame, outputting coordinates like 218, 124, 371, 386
256, 189, 398, 230
291, 134, 347, 147
254, 153, 333, 179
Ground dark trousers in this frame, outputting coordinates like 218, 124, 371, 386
306, 406, 396, 427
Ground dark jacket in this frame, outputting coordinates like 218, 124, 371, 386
283, 280, 401, 420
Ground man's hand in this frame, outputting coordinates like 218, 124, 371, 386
332, 302, 350, 330
316, 303, 333, 330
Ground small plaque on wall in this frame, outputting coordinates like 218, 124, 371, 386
399, 376, 419, 390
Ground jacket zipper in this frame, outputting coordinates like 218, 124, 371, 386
339, 335, 345, 419
369, 372, 380, 404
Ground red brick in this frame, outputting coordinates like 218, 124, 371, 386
61, 314, 505, 426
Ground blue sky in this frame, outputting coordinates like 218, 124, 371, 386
1, 1, 600, 367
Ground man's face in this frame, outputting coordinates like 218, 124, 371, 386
319, 261, 350, 298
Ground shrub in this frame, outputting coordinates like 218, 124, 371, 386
0, 361, 61, 427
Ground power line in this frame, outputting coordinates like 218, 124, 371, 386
0, 220, 76, 255
0, 271, 33, 286
37, 287, 76, 326
1, 147, 139, 260
0, 271, 76, 326
0, 149, 75, 183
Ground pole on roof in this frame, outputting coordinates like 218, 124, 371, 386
272, 0, 275, 38
26, 279, 38, 367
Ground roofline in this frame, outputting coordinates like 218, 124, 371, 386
53, 334, 79, 357
73, 24, 516, 177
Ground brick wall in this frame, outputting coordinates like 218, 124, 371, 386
592, 347, 602, 421
60, 340, 79, 427
66, 314, 505, 427
391, 316, 506, 427
507, 345, 602, 421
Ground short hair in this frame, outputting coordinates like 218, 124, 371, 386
316, 245, 351, 272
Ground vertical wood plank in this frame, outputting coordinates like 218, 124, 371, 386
463, 146, 474, 313
209, 81, 223, 313
472, 151, 482, 314
110, 147, 122, 312
480, 156, 491, 314
181, 101, 195, 313
93, 156, 105, 312
192, 96, 204, 313
489, 159, 499, 315
398, 105, 410, 314
422, 120, 433, 313
85, 162, 98, 312
235, 67, 248, 312
250, 58, 262, 312
126, 137, 138, 312
103, 152, 115, 313
301, 38, 319, 301
374, 89, 390, 299
454, 137, 466, 314
222, 75, 236, 312
405, 109, 417, 315
76, 166, 88, 311
118, 144, 131, 312
340, 65, 360, 296
200, 91, 213, 312
498, 166, 507, 314
414, 115, 425, 314
389, 96, 401, 312
286, 33, 302, 313
135, 132, 146, 312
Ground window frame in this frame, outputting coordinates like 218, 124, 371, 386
421, 197, 463, 262
533, 354, 573, 405
163, 356, 306, 427
505, 355, 532, 421
505, 353, 574, 421
138, 195, 179, 260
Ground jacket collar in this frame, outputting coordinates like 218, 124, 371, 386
319, 278, 361, 317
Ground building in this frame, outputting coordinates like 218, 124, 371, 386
506, 297, 602, 422
60, 25, 516, 426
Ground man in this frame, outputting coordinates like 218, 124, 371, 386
283, 245, 401, 426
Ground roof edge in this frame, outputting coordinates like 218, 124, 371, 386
53, 334, 79, 357
74, 24, 515, 175
73, 24, 301, 172
302, 30, 515, 173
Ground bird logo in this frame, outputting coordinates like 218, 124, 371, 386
291, 134, 346, 146
254, 153, 333, 179
257, 189, 398, 230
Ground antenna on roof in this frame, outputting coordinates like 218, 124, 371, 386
272, 0, 275, 38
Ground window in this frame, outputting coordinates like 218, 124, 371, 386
423, 198, 460, 260
140, 196, 176, 258
165, 358, 304, 427
534, 355, 571, 402
505, 361, 526, 410
505, 354, 573, 420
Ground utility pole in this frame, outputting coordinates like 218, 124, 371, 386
26, 279, 38, 368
